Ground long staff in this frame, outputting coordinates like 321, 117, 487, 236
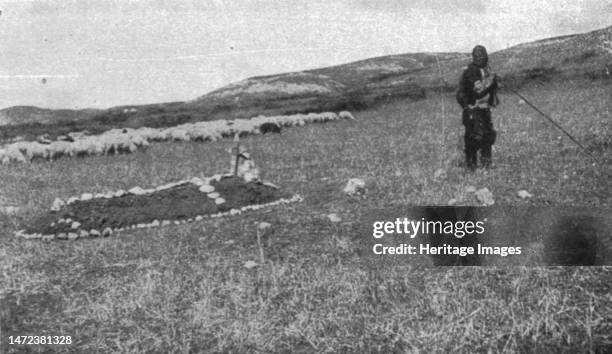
503, 85, 602, 166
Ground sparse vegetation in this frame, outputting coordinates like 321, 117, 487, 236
1, 78, 611, 353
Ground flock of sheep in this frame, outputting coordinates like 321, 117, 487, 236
0, 111, 355, 165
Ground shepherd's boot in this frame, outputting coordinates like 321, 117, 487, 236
465, 152, 477, 171
480, 144, 492, 169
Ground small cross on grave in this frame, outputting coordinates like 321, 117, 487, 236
231, 133, 249, 176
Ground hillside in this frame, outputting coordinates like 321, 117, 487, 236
0, 25, 610, 141
0, 106, 101, 127
192, 26, 611, 109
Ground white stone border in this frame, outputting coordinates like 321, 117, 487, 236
15, 175, 302, 241
52, 174, 231, 209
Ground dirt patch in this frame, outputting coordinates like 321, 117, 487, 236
20, 176, 295, 239
211, 177, 284, 211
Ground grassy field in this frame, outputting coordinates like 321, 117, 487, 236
1, 79, 611, 353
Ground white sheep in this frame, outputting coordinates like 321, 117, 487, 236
4, 145, 27, 163
339, 111, 356, 120
8, 142, 49, 161
48, 141, 71, 160
0, 110, 356, 164
167, 128, 190, 141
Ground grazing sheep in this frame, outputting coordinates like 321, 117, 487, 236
24, 142, 51, 161
129, 133, 149, 148
57, 135, 74, 142
259, 122, 281, 134
3, 145, 27, 163
0, 110, 355, 164
168, 128, 190, 141
339, 111, 356, 120
37, 134, 52, 144
48, 141, 72, 160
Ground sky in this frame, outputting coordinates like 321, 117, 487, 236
0, 0, 610, 109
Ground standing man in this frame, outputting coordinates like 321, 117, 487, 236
456, 45, 499, 170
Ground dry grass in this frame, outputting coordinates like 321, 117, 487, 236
1, 79, 611, 353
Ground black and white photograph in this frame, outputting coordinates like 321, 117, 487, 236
1, 1, 611, 352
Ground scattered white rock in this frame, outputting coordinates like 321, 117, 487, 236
517, 190, 533, 199
161, 220, 171, 227
230, 209, 241, 216
199, 185, 214, 193
70, 221, 81, 229
195, 215, 203, 221
67, 197, 79, 204
128, 187, 146, 195
328, 213, 342, 223
80, 193, 93, 201
51, 198, 65, 212
90, 229, 101, 237
57, 233, 68, 240
102, 227, 113, 237
114, 190, 126, 197
67, 232, 79, 240
79, 230, 89, 238
207, 192, 220, 199
215, 197, 226, 205
434, 168, 446, 180
243, 170, 260, 183
257, 222, 272, 233
151, 220, 160, 227
244, 261, 258, 269
448, 198, 457, 206
475, 188, 495, 206
343, 178, 366, 195
466, 186, 476, 193
42, 235, 54, 241
190, 177, 204, 185
263, 182, 280, 189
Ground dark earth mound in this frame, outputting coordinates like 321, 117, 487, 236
22, 176, 293, 239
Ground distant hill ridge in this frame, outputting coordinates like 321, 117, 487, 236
0, 25, 610, 136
